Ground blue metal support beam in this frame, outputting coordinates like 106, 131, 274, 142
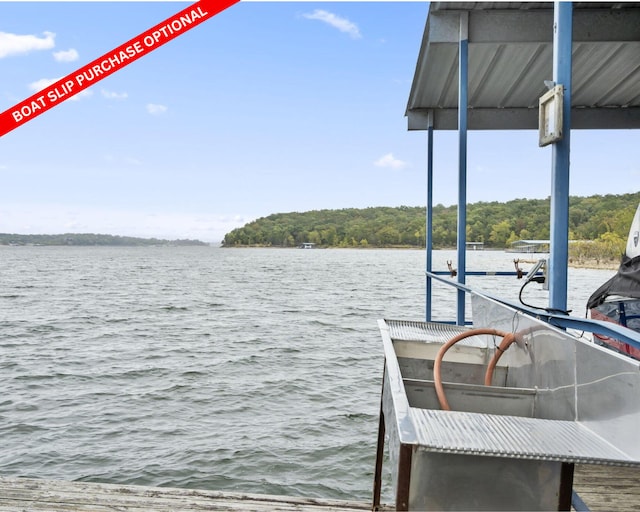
426, 111, 434, 322
457, 13, 469, 325
549, 2, 573, 313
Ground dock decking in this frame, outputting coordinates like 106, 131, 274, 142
0, 476, 381, 512
0, 464, 638, 511
573, 465, 640, 512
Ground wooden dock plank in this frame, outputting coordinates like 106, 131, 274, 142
1, 465, 639, 511
573, 465, 640, 512
0, 477, 381, 512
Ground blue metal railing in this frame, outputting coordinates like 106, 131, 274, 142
431, 270, 541, 276
572, 490, 590, 512
425, 270, 640, 351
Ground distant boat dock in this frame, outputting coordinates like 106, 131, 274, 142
507, 239, 551, 253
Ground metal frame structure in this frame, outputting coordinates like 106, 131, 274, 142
373, 3, 640, 510
408, 1, 640, 324
374, 303, 640, 510
549, 2, 572, 312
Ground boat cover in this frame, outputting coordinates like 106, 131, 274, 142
588, 203, 640, 309
587, 254, 640, 308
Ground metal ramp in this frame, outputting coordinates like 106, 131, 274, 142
373, 312, 640, 511
409, 409, 633, 464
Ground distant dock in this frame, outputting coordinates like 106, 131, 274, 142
0, 464, 639, 511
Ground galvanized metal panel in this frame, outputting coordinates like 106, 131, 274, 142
385, 319, 470, 344
404, 379, 536, 416
378, 291, 640, 509
409, 408, 633, 463
408, 451, 566, 511
407, 2, 640, 130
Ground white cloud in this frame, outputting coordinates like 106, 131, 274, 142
374, 153, 409, 170
302, 9, 362, 39
71, 90, 93, 101
0, 31, 55, 58
146, 103, 167, 115
102, 89, 128, 100
28, 77, 92, 101
53, 48, 79, 62
28, 77, 58, 92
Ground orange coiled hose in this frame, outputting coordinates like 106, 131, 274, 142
433, 328, 516, 411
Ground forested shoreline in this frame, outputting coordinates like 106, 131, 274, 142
0, 233, 207, 246
222, 193, 639, 260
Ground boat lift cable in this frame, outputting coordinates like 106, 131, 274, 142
517, 259, 572, 316
517, 278, 571, 314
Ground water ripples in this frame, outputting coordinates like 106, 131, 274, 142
0, 246, 613, 500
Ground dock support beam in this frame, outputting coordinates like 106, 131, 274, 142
457, 13, 469, 325
549, 2, 572, 313
426, 112, 434, 322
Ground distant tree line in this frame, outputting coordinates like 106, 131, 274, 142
222, 193, 640, 254
0, 233, 208, 246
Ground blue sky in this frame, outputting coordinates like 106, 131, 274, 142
0, 1, 638, 242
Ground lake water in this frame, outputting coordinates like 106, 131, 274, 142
0, 246, 616, 501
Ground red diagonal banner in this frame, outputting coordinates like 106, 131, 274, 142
0, 0, 239, 137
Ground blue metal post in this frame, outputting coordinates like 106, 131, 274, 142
426, 112, 434, 322
549, 2, 572, 313
457, 13, 468, 325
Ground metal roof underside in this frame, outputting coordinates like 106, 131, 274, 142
407, 2, 640, 130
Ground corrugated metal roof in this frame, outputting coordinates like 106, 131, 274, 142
407, 2, 640, 130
